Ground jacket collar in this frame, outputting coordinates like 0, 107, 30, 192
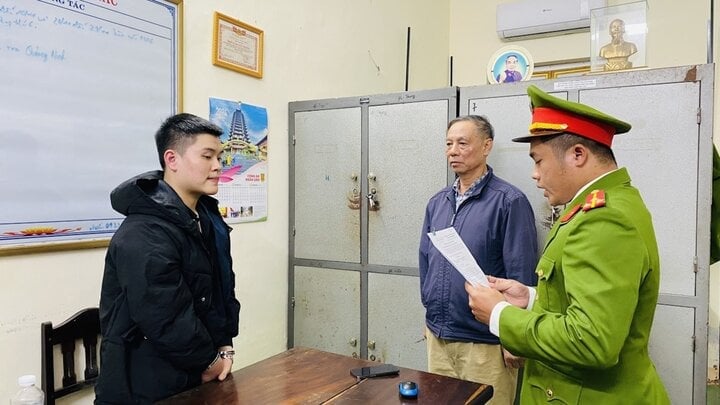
564, 167, 629, 210
445, 165, 495, 200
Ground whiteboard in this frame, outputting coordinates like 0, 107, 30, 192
0, 0, 180, 250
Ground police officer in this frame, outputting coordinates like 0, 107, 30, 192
465, 85, 670, 404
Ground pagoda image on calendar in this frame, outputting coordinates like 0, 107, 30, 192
209, 97, 269, 223
225, 108, 268, 164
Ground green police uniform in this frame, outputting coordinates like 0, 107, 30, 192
501, 86, 670, 404
711, 145, 720, 264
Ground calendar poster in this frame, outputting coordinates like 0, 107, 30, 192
209, 98, 269, 223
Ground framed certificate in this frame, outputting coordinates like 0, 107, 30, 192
212, 12, 264, 78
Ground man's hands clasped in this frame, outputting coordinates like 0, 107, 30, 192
201, 345, 234, 383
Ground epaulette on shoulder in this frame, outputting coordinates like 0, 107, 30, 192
582, 189, 606, 212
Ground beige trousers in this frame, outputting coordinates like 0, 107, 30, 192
426, 328, 518, 405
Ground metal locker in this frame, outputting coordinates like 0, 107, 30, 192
289, 88, 457, 367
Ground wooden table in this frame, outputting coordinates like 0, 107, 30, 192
157, 347, 493, 404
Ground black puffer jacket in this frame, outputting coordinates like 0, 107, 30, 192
95, 171, 240, 404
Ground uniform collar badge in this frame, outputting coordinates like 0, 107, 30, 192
560, 204, 582, 224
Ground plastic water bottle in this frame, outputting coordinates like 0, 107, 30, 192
10, 375, 44, 405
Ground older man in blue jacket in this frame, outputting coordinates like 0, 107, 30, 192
419, 115, 538, 405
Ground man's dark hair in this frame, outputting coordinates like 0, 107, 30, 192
447, 115, 495, 140
544, 133, 616, 164
154, 113, 223, 169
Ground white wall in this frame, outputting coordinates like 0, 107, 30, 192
449, 0, 709, 86
2, 0, 719, 403
0, 0, 449, 403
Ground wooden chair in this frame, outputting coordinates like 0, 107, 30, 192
41, 307, 100, 405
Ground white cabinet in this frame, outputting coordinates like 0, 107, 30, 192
289, 88, 457, 367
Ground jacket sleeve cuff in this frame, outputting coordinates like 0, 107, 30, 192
526, 286, 537, 310
489, 301, 512, 337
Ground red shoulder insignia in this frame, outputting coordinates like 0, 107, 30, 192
560, 204, 581, 223
582, 189, 606, 212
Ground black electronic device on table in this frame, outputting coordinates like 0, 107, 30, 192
350, 363, 400, 379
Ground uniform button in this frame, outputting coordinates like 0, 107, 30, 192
200, 297, 206, 302
546, 388, 553, 398
537, 270, 544, 277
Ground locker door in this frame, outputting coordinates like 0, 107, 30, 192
293, 108, 361, 263
293, 266, 361, 357
649, 304, 695, 405
580, 83, 700, 296
367, 99, 450, 267
367, 273, 427, 371
466, 93, 557, 247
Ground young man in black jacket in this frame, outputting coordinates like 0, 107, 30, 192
95, 113, 241, 404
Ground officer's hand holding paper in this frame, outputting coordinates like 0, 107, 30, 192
427, 227, 489, 287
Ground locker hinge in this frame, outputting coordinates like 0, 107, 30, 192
697, 108, 701, 125
293, 227, 296, 237
293, 136, 296, 146
359, 97, 370, 105
290, 296, 296, 309
693, 256, 698, 273
692, 335, 696, 352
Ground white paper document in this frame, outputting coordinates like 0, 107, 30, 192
428, 227, 489, 287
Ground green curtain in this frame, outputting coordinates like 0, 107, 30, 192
711, 145, 720, 264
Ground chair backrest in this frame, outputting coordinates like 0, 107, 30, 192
41, 307, 100, 405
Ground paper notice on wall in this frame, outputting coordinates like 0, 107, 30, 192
428, 227, 489, 287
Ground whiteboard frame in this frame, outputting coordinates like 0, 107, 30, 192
0, 0, 183, 256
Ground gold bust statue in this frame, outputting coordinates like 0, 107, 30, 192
599, 19, 637, 71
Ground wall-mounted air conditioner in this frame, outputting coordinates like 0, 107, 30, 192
496, 0, 607, 40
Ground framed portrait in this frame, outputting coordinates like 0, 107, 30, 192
212, 12, 264, 78
590, 1, 647, 72
487, 45, 534, 84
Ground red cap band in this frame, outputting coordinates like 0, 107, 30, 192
531, 107, 616, 147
